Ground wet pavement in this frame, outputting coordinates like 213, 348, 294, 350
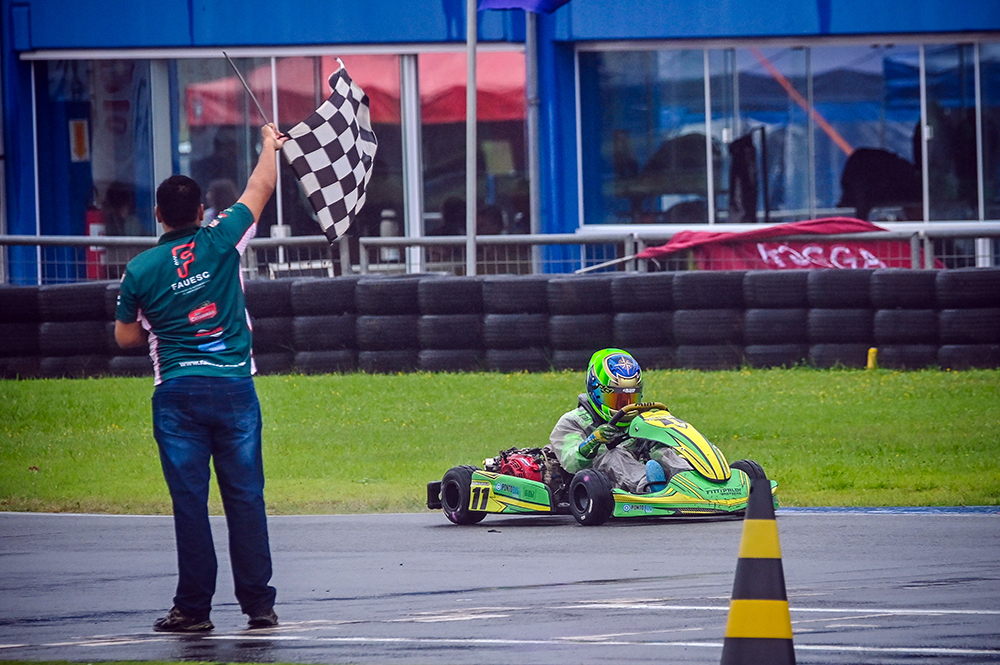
1, 509, 998, 664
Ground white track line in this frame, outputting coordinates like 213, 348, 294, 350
564, 602, 1000, 615
200, 634, 1000, 657
7, 632, 998, 659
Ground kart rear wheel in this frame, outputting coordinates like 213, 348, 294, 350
731, 459, 767, 480
441, 465, 487, 525
569, 469, 614, 526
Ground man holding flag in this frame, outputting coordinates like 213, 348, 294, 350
115, 123, 287, 633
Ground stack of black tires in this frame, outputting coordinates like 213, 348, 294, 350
1, 267, 998, 379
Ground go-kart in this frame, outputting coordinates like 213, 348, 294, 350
427, 402, 777, 526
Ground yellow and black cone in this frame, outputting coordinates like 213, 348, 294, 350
720, 475, 795, 665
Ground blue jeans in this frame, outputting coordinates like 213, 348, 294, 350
152, 376, 276, 620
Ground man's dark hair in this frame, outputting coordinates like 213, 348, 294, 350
156, 175, 202, 228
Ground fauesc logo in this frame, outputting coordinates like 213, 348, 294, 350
171, 241, 196, 278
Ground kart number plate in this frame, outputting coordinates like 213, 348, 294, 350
469, 480, 491, 511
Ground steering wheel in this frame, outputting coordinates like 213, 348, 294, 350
605, 402, 668, 447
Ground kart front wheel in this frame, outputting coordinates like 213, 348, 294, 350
569, 469, 614, 526
441, 465, 487, 525
730, 459, 767, 480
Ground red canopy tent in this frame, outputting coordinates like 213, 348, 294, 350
185, 52, 525, 127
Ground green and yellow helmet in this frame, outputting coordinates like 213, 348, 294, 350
586, 348, 643, 424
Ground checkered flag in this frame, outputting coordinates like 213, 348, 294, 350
281, 60, 378, 243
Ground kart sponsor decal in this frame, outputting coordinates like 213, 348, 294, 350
188, 302, 218, 324
493, 481, 520, 497
469, 480, 492, 511
171, 241, 196, 278
705, 486, 744, 496
644, 413, 689, 429
198, 339, 227, 353
621, 504, 655, 514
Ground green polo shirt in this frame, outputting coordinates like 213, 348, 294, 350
116, 203, 257, 384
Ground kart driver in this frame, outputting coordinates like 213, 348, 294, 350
543, 348, 692, 494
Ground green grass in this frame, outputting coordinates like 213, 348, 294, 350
1, 368, 998, 514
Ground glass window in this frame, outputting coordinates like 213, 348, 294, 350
735, 46, 809, 222
419, 51, 528, 237
38, 59, 155, 282
810, 44, 922, 221
925, 44, 979, 221
180, 56, 275, 230
709, 49, 739, 221
983, 42, 1000, 221
580, 49, 711, 225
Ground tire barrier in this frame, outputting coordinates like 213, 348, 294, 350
744, 309, 808, 345
611, 272, 674, 312
936, 268, 1000, 308
874, 309, 938, 345
482, 313, 549, 350
676, 344, 744, 370
807, 268, 874, 308
356, 315, 419, 351
744, 344, 810, 369
290, 275, 359, 315
359, 349, 419, 373
250, 317, 295, 353
877, 344, 939, 370
870, 269, 937, 309
481, 274, 550, 314
548, 313, 614, 350
612, 311, 673, 348
674, 309, 744, 345
939, 308, 1000, 344
673, 270, 745, 309
743, 270, 809, 309
356, 276, 422, 315
243, 278, 294, 318
293, 350, 357, 374
418, 314, 482, 350
418, 277, 483, 315
3, 268, 1000, 378
807, 309, 874, 344
0, 285, 40, 322
548, 275, 614, 315
38, 282, 108, 321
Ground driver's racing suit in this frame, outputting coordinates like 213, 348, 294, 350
543, 394, 692, 494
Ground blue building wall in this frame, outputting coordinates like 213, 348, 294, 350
555, 0, 1000, 40
3, 0, 999, 273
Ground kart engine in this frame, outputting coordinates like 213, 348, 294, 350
484, 447, 543, 483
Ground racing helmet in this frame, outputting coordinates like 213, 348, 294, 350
586, 348, 643, 424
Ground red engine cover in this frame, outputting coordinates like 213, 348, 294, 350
499, 454, 542, 482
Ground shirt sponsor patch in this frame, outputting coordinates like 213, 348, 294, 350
194, 326, 224, 338
198, 339, 227, 353
172, 271, 212, 293
171, 241, 196, 278
188, 302, 218, 324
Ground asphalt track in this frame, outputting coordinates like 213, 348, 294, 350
1, 508, 998, 665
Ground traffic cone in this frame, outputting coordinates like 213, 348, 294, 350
720, 475, 795, 665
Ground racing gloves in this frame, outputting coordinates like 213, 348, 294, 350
578, 424, 624, 459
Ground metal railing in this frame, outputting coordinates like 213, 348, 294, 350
1, 223, 998, 284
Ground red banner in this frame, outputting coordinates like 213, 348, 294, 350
636, 217, 931, 270
695, 239, 914, 270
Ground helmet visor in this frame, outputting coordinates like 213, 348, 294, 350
605, 387, 641, 412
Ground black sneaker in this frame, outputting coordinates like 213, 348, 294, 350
247, 607, 278, 629
153, 606, 214, 632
